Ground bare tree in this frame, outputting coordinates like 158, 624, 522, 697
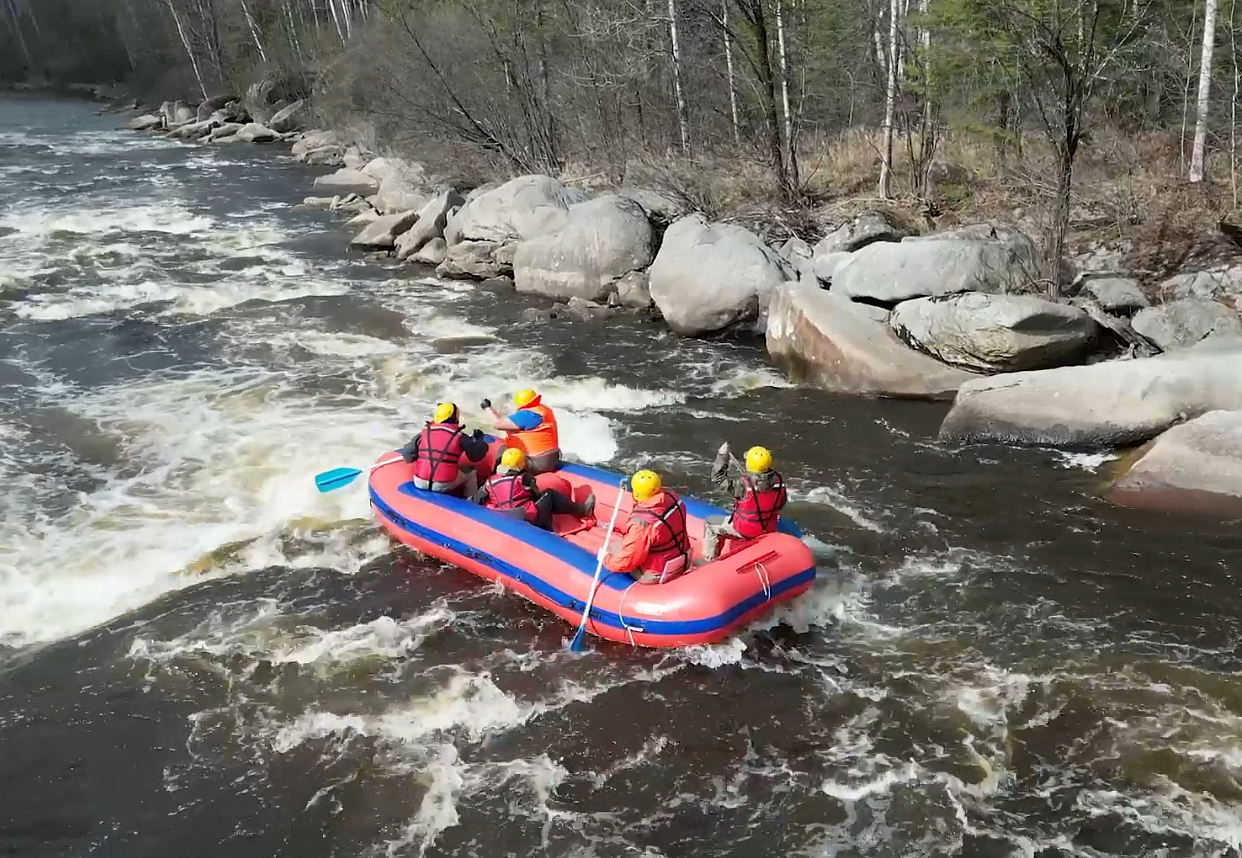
1189, 0, 1218, 182
879, 0, 899, 198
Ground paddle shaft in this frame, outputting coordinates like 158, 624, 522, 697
571, 480, 627, 650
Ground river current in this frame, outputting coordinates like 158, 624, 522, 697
1, 95, 1241, 858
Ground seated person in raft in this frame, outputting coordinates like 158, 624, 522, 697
700, 443, 788, 561
482, 387, 561, 475
399, 402, 490, 501
475, 448, 596, 529
601, 470, 692, 584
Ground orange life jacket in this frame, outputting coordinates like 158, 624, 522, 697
630, 490, 690, 583
729, 471, 787, 540
412, 423, 464, 485
483, 473, 538, 519
504, 400, 559, 456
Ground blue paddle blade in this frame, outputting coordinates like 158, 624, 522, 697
569, 627, 587, 651
776, 517, 803, 538
314, 467, 363, 493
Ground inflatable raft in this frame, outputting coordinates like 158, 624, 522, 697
368, 441, 816, 648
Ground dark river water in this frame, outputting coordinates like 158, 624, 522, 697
2, 95, 1241, 858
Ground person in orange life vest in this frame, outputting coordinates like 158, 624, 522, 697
602, 470, 691, 585
481, 388, 561, 475
700, 443, 787, 562
474, 448, 596, 530
399, 402, 490, 501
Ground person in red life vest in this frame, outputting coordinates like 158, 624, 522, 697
481, 388, 561, 474
601, 469, 691, 584
474, 448, 595, 529
399, 402, 490, 501
700, 443, 787, 561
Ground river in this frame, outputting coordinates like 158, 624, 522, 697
1, 95, 1241, 858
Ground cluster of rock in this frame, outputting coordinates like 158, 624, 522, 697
121, 102, 1242, 520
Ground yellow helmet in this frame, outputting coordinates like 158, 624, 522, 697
498, 447, 526, 472
433, 402, 459, 423
745, 446, 773, 474
513, 388, 539, 408
630, 469, 661, 502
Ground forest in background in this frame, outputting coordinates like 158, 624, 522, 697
2, 0, 1241, 284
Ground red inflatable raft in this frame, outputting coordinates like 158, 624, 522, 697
368, 441, 816, 648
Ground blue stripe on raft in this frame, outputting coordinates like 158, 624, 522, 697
394, 481, 635, 592
559, 462, 804, 539
371, 488, 816, 638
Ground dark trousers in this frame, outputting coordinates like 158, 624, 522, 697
494, 489, 578, 530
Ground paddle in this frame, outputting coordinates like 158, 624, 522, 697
570, 478, 628, 652
314, 455, 404, 493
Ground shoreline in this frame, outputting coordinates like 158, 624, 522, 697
109, 95, 1242, 524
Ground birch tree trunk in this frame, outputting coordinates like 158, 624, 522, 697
1190, 0, 1219, 182
1231, 0, 1239, 205
879, 0, 899, 198
667, 0, 691, 155
238, 0, 267, 61
327, 0, 346, 42
723, 0, 740, 143
165, 0, 208, 101
1, 0, 30, 63
776, 0, 798, 187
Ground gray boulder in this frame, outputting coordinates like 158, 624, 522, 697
766, 283, 979, 400
166, 118, 218, 140
834, 224, 1039, 305
938, 339, 1242, 448
813, 211, 911, 256
618, 187, 694, 227
365, 158, 430, 214
1159, 266, 1242, 305
349, 211, 420, 250
1108, 409, 1242, 518
313, 168, 381, 197
615, 271, 653, 309
205, 123, 244, 143
125, 114, 162, 131
233, 123, 278, 144
291, 130, 344, 164
513, 195, 654, 302
890, 293, 1100, 373
648, 214, 794, 335
195, 94, 236, 122
436, 240, 505, 279
395, 190, 464, 261
1131, 298, 1242, 352
812, 251, 854, 285
268, 99, 305, 133
412, 237, 448, 266
779, 237, 813, 262
1080, 276, 1149, 315
446, 175, 589, 244
161, 100, 195, 128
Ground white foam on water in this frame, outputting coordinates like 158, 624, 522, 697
1053, 450, 1119, 471
796, 485, 887, 533
0, 369, 408, 647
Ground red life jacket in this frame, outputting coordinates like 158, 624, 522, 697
411, 422, 465, 485
631, 490, 690, 583
728, 470, 787, 540
484, 473, 538, 519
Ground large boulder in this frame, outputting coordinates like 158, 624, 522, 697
1107, 410, 1242, 518
436, 240, 506, 279
349, 211, 420, 250
834, 224, 1039, 305
204, 123, 244, 143
648, 214, 794, 335
195, 94, 236, 122
618, 187, 694, 227
395, 190, 465, 261
268, 99, 305, 133
1131, 298, 1242, 352
367, 158, 431, 216
813, 211, 910, 256
1159, 266, 1242, 307
513, 195, 654, 302
1080, 276, 1149, 315
412, 237, 448, 266
938, 339, 1242, 448
890, 293, 1100, 373
615, 271, 653, 309
165, 118, 218, 140
766, 283, 979, 400
124, 114, 162, 131
313, 168, 381, 197
291, 130, 343, 164
812, 251, 854, 285
232, 123, 278, 144
445, 175, 589, 244
161, 100, 195, 127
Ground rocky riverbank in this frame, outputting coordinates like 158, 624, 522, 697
121, 94, 1242, 522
